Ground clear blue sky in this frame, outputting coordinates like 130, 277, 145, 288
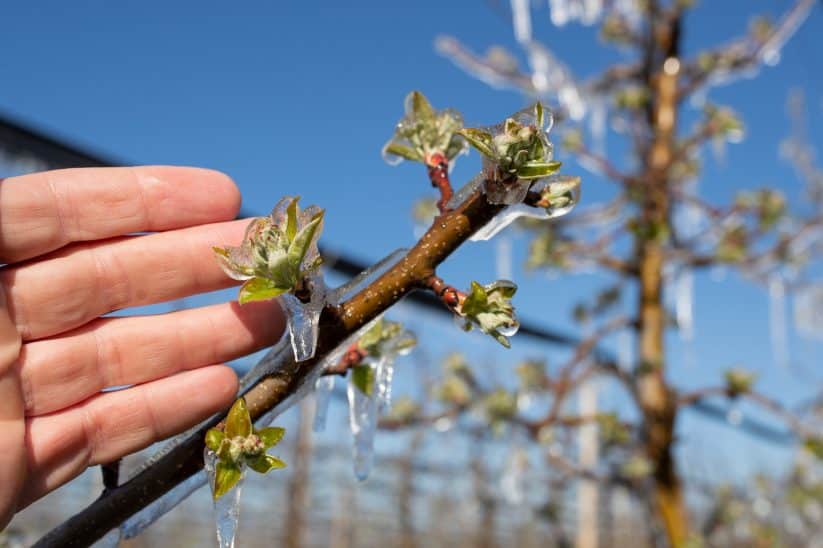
1, 1, 822, 481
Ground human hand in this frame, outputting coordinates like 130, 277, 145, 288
0, 167, 285, 529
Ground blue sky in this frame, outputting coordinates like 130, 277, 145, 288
1, 1, 822, 483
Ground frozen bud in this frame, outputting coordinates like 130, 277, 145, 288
716, 224, 748, 263
434, 376, 473, 406
597, 413, 631, 446
516, 359, 548, 392
483, 388, 518, 424
620, 454, 654, 480
724, 367, 757, 397
456, 280, 519, 347
214, 196, 325, 305
382, 90, 468, 167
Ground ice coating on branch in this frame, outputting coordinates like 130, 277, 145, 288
674, 267, 694, 341
92, 528, 121, 547
328, 248, 409, 305
548, 0, 602, 27
313, 375, 336, 432
348, 368, 378, 481
205, 450, 245, 548
757, 0, 815, 67
120, 470, 208, 539
795, 284, 823, 340
511, 0, 532, 43
375, 356, 395, 414
500, 447, 529, 504
470, 175, 581, 241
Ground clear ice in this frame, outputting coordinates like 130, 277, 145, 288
375, 356, 395, 414
471, 176, 581, 241
313, 375, 335, 432
279, 276, 327, 362
205, 449, 246, 548
768, 275, 789, 369
348, 369, 378, 481
794, 283, 823, 340
328, 248, 409, 305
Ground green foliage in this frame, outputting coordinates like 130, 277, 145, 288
723, 367, 757, 397
352, 364, 375, 396
459, 103, 561, 182
382, 91, 467, 165
205, 398, 287, 500
456, 280, 519, 347
358, 318, 417, 359
597, 412, 631, 447
214, 196, 324, 304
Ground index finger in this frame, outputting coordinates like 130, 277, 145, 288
0, 166, 242, 263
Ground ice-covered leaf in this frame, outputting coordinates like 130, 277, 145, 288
352, 364, 375, 396
247, 454, 287, 474
457, 280, 519, 347
238, 277, 289, 305
257, 427, 285, 449
724, 368, 757, 397
516, 160, 562, 179
205, 428, 225, 452
225, 398, 252, 439
213, 461, 242, 501
287, 213, 324, 270
459, 128, 495, 158
383, 91, 467, 166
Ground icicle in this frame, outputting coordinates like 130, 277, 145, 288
447, 173, 486, 209
548, 0, 571, 26
375, 356, 396, 414
279, 277, 327, 362
548, 0, 603, 27
757, 0, 815, 67
205, 450, 246, 548
617, 328, 632, 371
510, 0, 532, 44
768, 275, 790, 369
313, 375, 335, 432
795, 284, 823, 340
348, 370, 378, 481
675, 267, 694, 341
726, 402, 743, 427
495, 235, 514, 280
525, 42, 586, 120
500, 447, 529, 504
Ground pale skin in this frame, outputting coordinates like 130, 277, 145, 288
0, 166, 285, 530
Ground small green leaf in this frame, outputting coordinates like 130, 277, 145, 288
257, 426, 286, 449
287, 212, 324, 269
238, 277, 289, 305
535, 102, 545, 128
352, 364, 375, 396
247, 454, 287, 474
516, 161, 562, 179
205, 428, 224, 452
286, 197, 299, 243
384, 142, 423, 162
410, 91, 435, 121
225, 398, 252, 438
213, 461, 242, 500
458, 128, 495, 158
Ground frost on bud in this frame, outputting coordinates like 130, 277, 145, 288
213, 196, 324, 305
459, 102, 561, 205
724, 368, 757, 397
382, 90, 467, 167
206, 398, 287, 500
456, 280, 519, 348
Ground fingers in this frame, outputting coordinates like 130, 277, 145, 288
19, 299, 285, 416
2, 218, 254, 341
20, 365, 238, 508
0, 166, 241, 263
0, 291, 25, 529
